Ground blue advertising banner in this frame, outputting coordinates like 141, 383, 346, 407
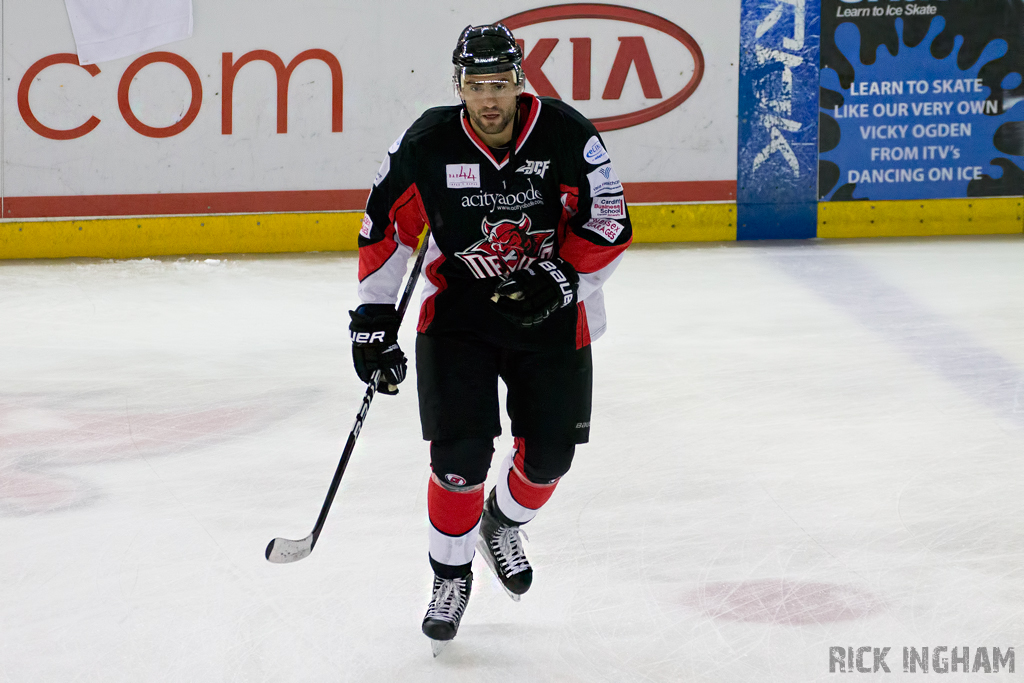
737, 0, 821, 240
820, 0, 1024, 201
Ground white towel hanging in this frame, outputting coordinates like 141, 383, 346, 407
64, 0, 193, 65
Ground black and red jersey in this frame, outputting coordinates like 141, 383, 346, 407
357, 93, 632, 350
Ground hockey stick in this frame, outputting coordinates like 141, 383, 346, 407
266, 232, 432, 564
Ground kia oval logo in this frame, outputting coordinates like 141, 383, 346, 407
499, 3, 705, 131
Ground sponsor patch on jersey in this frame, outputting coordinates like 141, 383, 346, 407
360, 214, 373, 238
373, 154, 390, 186
583, 136, 609, 165
461, 179, 543, 212
591, 196, 626, 219
581, 217, 626, 243
515, 160, 550, 178
445, 474, 467, 486
587, 163, 623, 197
388, 129, 406, 155
447, 163, 481, 189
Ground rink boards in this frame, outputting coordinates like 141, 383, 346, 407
2, 198, 1021, 259
1, 0, 1023, 258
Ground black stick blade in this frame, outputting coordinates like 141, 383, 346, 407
265, 535, 313, 563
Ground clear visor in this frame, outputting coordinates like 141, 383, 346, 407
456, 68, 524, 100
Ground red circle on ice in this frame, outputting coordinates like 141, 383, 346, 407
688, 580, 884, 625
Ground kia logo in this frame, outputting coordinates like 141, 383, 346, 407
499, 3, 705, 131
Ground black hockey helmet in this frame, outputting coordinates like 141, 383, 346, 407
452, 24, 524, 89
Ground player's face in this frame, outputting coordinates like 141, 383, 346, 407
461, 71, 519, 145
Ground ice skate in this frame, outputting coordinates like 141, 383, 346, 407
421, 572, 472, 656
477, 489, 533, 601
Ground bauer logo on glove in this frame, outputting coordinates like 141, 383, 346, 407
490, 258, 579, 327
351, 330, 387, 344
536, 260, 575, 307
349, 304, 408, 395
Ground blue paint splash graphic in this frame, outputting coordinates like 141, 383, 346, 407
820, 17, 1024, 201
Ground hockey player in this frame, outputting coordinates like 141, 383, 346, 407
349, 23, 632, 650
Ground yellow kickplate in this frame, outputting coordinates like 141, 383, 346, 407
4, 197, 1018, 260
0, 204, 740, 260
629, 203, 737, 243
0, 212, 363, 260
818, 197, 1023, 239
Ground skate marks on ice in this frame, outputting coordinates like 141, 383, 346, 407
0, 388, 318, 515
685, 579, 883, 625
763, 246, 1024, 432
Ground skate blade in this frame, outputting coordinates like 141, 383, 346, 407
476, 538, 522, 602
431, 639, 450, 657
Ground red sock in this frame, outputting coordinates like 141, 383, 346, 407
427, 474, 483, 568
495, 437, 559, 524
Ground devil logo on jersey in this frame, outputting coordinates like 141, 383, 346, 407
456, 214, 555, 279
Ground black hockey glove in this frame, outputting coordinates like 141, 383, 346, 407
349, 304, 407, 395
490, 259, 579, 327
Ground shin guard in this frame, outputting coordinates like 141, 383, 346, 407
427, 474, 484, 571
494, 437, 560, 524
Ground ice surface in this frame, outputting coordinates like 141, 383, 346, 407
0, 238, 1022, 682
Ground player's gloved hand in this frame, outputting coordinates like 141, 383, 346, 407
349, 304, 407, 395
490, 259, 579, 327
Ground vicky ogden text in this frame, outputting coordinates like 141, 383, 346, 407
831, 78, 999, 186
